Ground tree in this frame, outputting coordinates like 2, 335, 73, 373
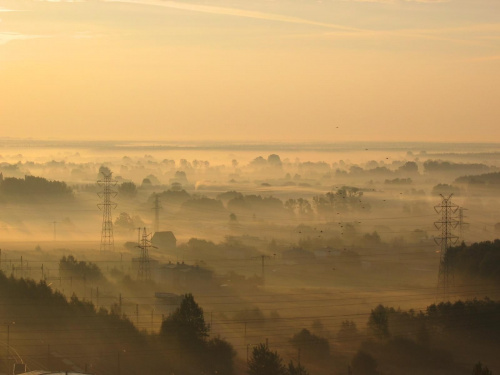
290, 328, 330, 361
160, 293, 209, 351
98, 165, 112, 179
351, 350, 378, 375
337, 320, 358, 342
368, 305, 393, 340
398, 161, 419, 174
287, 361, 309, 375
114, 212, 135, 232
472, 362, 493, 375
285, 198, 312, 217
248, 343, 287, 375
59, 255, 103, 281
118, 182, 137, 197
0, 175, 73, 200
205, 337, 236, 375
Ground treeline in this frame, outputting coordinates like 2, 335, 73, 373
150, 186, 371, 220
335, 161, 419, 178
1, 269, 498, 375
0, 271, 243, 374
349, 298, 500, 374
161, 293, 311, 375
423, 160, 493, 175
177, 237, 261, 259
0, 174, 73, 201
2, 155, 496, 192
455, 172, 500, 187
240, 298, 500, 375
0, 271, 167, 374
444, 240, 500, 283
59, 255, 104, 281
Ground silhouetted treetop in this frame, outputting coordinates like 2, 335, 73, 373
0, 175, 73, 200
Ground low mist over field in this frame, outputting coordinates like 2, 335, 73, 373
0, 140, 499, 375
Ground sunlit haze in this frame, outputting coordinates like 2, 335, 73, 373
1, 2, 500, 375
1, 0, 499, 142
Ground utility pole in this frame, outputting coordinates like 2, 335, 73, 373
151, 308, 154, 331
252, 255, 272, 286
97, 168, 117, 252
137, 227, 156, 281
434, 194, 459, 297
152, 194, 162, 233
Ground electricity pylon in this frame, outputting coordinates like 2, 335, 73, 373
97, 168, 117, 252
137, 227, 156, 281
434, 194, 459, 297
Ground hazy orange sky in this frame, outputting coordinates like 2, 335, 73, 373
0, 0, 499, 142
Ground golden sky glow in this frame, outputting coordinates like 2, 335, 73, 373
0, 0, 499, 142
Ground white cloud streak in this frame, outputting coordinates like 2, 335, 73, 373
105, 0, 365, 32
0, 32, 43, 45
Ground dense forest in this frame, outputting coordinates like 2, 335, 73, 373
443, 240, 500, 284
0, 269, 498, 374
0, 174, 73, 201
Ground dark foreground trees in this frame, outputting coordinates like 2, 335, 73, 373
248, 344, 287, 375
0, 271, 170, 374
160, 293, 236, 375
290, 328, 330, 361
248, 343, 310, 375
351, 350, 378, 375
472, 362, 493, 375
444, 240, 500, 283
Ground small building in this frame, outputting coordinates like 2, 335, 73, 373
151, 231, 176, 250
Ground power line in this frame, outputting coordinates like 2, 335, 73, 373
137, 227, 155, 282
434, 194, 459, 297
97, 169, 117, 252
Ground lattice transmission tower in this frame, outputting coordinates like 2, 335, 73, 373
434, 194, 459, 296
97, 168, 117, 252
137, 227, 156, 281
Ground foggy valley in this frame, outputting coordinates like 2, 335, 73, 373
0, 140, 499, 375
2, 0, 500, 372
